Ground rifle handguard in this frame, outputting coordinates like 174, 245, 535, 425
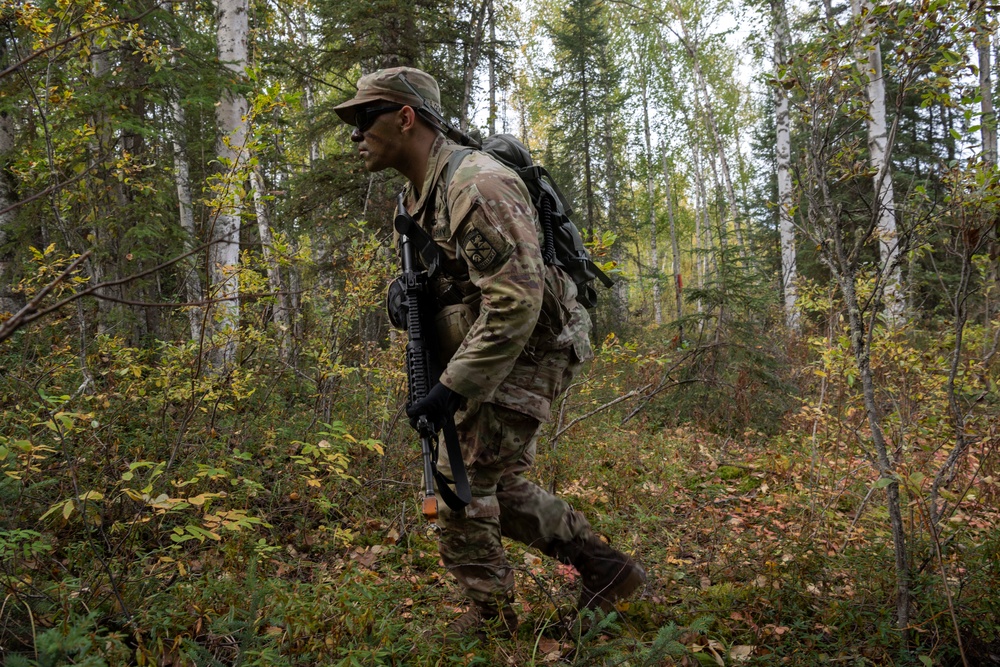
396, 193, 472, 519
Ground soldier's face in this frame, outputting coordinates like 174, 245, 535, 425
351, 105, 404, 173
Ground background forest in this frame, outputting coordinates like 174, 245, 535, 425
0, 0, 998, 664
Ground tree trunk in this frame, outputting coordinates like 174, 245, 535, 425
249, 166, 290, 360
88, 48, 118, 336
979, 28, 996, 164
0, 106, 14, 316
460, 0, 490, 132
642, 77, 661, 325
299, 5, 320, 166
171, 99, 205, 343
212, 0, 249, 367
772, 0, 799, 332
836, 261, 910, 640
662, 146, 683, 339
691, 139, 714, 332
605, 102, 628, 327
0, 31, 14, 314
488, 0, 497, 136
582, 67, 594, 236
669, 12, 745, 255
852, 0, 904, 325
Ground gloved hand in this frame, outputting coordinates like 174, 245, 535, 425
407, 382, 462, 433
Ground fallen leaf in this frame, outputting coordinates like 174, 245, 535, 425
730, 645, 755, 662
538, 637, 561, 657
700, 575, 712, 590
352, 548, 378, 569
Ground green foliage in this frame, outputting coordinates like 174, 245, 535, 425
1, 0, 999, 664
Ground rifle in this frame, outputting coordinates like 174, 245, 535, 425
395, 73, 482, 150
394, 194, 471, 522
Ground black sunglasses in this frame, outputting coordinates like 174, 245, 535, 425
354, 104, 404, 132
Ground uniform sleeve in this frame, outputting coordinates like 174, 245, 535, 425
438, 177, 544, 403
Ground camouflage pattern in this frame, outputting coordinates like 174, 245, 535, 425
403, 134, 594, 422
401, 131, 598, 606
434, 397, 593, 604
334, 66, 442, 126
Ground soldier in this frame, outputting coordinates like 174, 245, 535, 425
334, 66, 645, 641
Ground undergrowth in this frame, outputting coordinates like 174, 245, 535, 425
1, 307, 998, 666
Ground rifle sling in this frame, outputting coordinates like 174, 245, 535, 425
433, 415, 472, 511
395, 213, 443, 279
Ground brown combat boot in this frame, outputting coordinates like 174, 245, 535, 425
565, 534, 646, 614
425, 594, 519, 642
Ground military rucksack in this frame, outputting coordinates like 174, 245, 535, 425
443, 134, 614, 309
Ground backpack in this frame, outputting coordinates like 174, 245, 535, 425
443, 134, 614, 309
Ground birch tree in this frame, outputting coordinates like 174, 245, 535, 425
852, 0, 904, 324
662, 149, 683, 338
665, 5, 745, 255
975, 7, 996, 164
249, 166, 290, 359
641, 62, 662, 325
211, 0, 250, 366
771, 0, 798, 332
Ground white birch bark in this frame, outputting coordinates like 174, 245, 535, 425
979, 29, 996, 164
662, 146, 683, 335
772, 0, 799, 332
212, 0, 249, 366
249, 165, 290, 359
642, 78, 662, 325
692, 140, 713, 330
852, 0, 904, 325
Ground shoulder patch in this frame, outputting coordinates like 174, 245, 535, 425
460, 205, 515, 272
463, 228, 500, 271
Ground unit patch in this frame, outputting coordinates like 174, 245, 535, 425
463, 229, 499, 271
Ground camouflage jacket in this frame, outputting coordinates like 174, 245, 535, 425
402, 134, 593, 421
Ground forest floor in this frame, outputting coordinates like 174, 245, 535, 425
169, 413, 996, 667
3, 336, 998, 667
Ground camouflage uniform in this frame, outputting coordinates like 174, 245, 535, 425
334, 67, 644, 625
401, 133, 596, 603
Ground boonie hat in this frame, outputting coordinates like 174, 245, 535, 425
334, 66, 442, 125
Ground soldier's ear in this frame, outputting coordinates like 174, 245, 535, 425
399, 105, 419, 132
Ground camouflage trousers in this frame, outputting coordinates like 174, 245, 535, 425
434, 351, 592, 604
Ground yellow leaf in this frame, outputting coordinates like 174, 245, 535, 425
63, 500, 75, 520
306, 479, 321, 488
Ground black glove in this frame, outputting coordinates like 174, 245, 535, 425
407, 382, 462, 433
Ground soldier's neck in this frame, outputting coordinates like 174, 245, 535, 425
401, 128, 439, 195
